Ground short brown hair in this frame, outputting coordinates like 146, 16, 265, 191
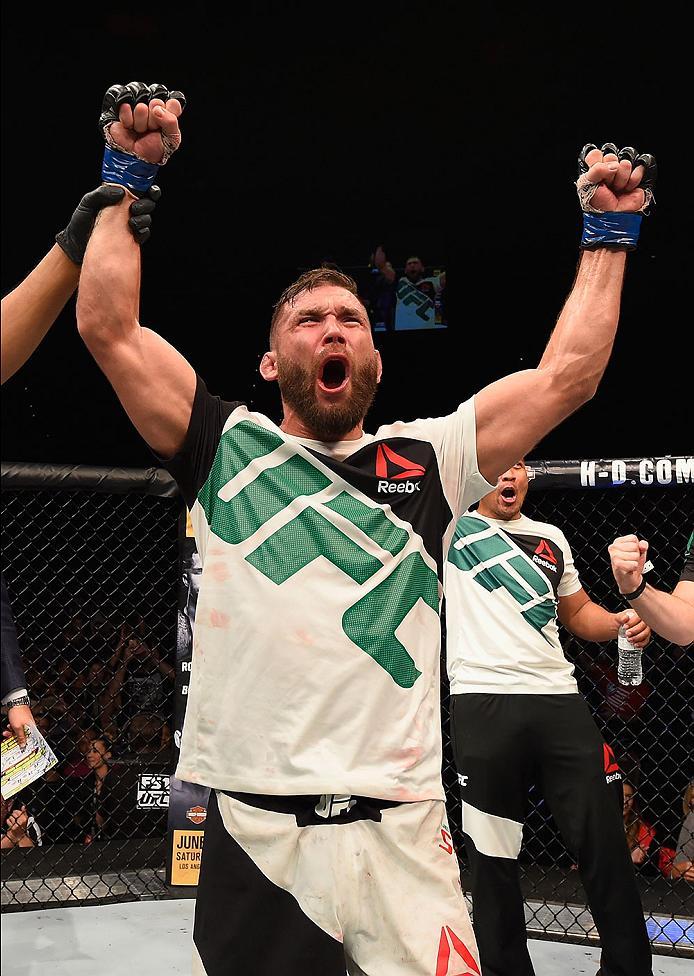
269, 268, 365, 346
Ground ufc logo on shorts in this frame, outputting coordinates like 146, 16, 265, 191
315, 794, 356, 819
439, 828, 454, 855
457, 773, 469, 787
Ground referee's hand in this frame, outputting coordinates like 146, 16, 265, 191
4, 704, 34, 747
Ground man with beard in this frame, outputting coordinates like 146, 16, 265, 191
445, 460, 653, 976
76, 81, 654, 976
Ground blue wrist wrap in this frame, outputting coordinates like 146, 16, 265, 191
581, 211, 642, 250
102, 147, 159, 193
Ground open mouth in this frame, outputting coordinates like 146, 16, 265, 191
317, 356, 350, 394
499, 486, 517, 505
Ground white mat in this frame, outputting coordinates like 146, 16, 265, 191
1, 900, 691, 975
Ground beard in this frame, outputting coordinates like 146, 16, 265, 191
277, 351, 379, 441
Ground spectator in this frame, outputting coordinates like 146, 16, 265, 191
124, 711, 171, 757
669, 781, 694, 882
82, 735, 150, 842
622, 770, 656, 867
366, 244, 396, 331
394, 255, 445, 330
26, 764, 87, 843
64, 724, 100, 779
90, 610, 118, 660
78, 659, 112, 732
1, 796, 42, 849
82, 736, 118, 842
61, 611, 90, 656
104, 621, 174, 730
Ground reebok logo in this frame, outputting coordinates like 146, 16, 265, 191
533, 539, 558, 573
436, 925, 480, 975
375, 443, 426, 479
378, 480, 421, 494
603, 743, 622, 784
376, 444, 425, 494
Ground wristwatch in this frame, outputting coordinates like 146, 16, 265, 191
5, 695, 31, 708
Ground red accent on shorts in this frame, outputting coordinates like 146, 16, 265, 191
435, 925, 480, 975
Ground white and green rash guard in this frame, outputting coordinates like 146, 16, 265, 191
445, 512, 583, 696
164, 376, 493, 802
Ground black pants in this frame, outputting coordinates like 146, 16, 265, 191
451, 693, 652, 976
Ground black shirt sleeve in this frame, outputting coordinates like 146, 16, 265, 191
160, 375, 243, 510
680, 531, 694, 584
1, 573, 27, 701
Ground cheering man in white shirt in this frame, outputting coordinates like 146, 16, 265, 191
446, 460, 653, 976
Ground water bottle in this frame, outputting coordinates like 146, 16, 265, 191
616, 559, 653, 686
617, 612, 642, 686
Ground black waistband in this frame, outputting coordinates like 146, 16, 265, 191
222, 790, 402, 827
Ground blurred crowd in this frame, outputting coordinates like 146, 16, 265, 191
2, 609, 173, 849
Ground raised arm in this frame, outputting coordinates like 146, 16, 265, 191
474, 143, 656, 484
608, 535, 694, 646
77, 195, 195, 457
0, 185, 156, 385
76, 83, 195, 458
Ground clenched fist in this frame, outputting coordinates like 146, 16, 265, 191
101, 82, 185, 166
577, 143, 656, 214
99, 82, 186, 194
609, 534, 649, 595
576, 142, 657, 250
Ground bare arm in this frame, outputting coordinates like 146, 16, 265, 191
474, 247, 626, 483
77, 194, 196, 458
623, 581, 694, 646
373, 245, 396, 284
558, 587, 651, 647
1, 184, 138, 384
1, 246, 79, 384
609, 535, 694, 645
473, 144, 652, 484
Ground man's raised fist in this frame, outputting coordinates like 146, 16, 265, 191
101, 82, 185, 166
99, 82, 185, 194
576, 143, 656, 215
576, 142, 657, 250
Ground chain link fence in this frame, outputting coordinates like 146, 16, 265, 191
2, 458, 692, 958
1, 464, 180, 908
442, 458, 693, 956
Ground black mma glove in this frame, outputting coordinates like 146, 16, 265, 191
55, 185, 162, 264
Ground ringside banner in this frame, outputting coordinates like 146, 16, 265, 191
166, 510, 209, 886
527, 457, 694, 490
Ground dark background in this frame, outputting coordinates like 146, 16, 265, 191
1, 7, 688, 467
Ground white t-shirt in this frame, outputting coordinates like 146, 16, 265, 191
445, 512, 582, 695
164, 376, 493, 801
